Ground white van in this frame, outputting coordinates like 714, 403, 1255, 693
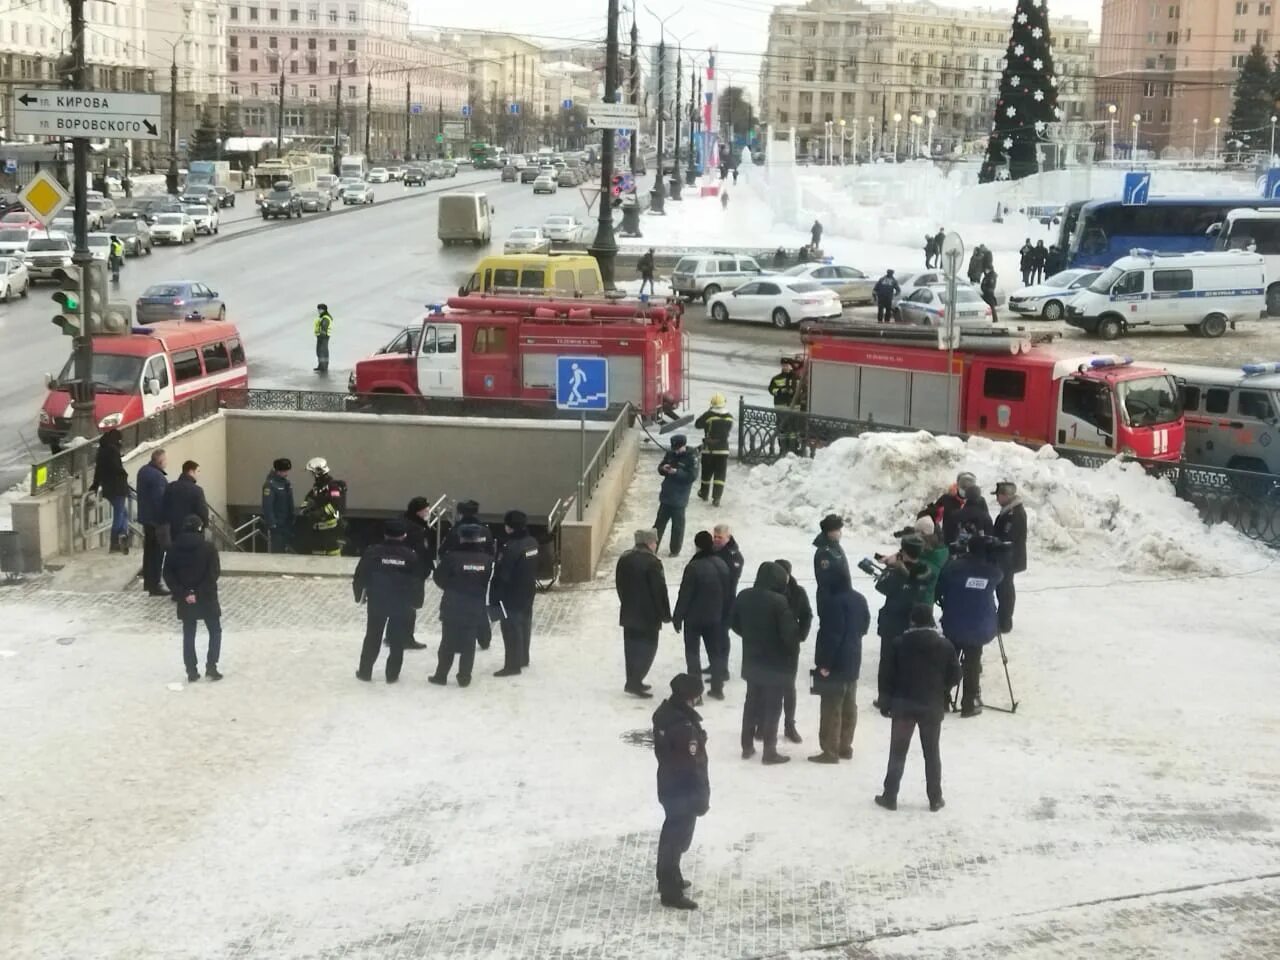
438, 193, 494, 246
1211, 207, 1280, 315
1165, 362, 1280, 474
1065, 249, 1266, 340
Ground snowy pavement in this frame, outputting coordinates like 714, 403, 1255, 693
3, 435, 1280, 959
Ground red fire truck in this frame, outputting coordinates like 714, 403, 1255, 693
801, 323, 1184, 460
348, 296, 687, 418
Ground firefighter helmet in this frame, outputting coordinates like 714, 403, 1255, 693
305, 456, 330, 476
710, 393, 727, 407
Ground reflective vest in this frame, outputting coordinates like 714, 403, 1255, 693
314, 311, 333, 336
110, 240, 123, 258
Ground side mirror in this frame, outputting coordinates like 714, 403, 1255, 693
209, 291, 218, 299
145, 377, 160, 395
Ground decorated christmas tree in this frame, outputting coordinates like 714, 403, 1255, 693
978, 0, 1061, 183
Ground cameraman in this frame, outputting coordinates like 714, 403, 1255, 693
872, 537, 934, 710
936, 535, 1003, 717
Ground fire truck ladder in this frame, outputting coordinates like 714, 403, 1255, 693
801, 321, 1059, 355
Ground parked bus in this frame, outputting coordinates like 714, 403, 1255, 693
1211, 207, 1280, 314
1060, 196, 1280, 270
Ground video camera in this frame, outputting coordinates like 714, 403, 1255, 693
856, 557, 886, 579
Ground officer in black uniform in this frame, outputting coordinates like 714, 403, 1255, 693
491, 510, 540, 677
440, 499, 495, 649
314, 303, 334, 373
768, 358, 801, 454
694, 393, 734, 507
652, 672, 710, 911
261, 457, 295, 553
402, 496, 437, 650
353, 519, 425, 683
429, 522, 495, 687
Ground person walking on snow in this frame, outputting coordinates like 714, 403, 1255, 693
732, 561, 801, 765
616, 528, 672, 697
654, 435, 698, 557
694, 394, 733, 506
720, 190, 729, 211
638, 248, 656, 297
873, 269, 900, 323
811, 219, 823, 251
809, 565, 869, 764
980, 266, 999, 323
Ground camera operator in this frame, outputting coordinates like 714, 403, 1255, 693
870, 536, 934, 710
935, 533, 1004, 717
991, 482, 1027, 634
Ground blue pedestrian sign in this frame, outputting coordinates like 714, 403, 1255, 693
410, 103, 423, 115
556, 356, 609, 411
1265, 168, 1280, 199
562, 98, 573, 110
2, 158, 15, 174
460, 104, 472, 117
508, 103, 520, 115
1122, 171, 1150, 206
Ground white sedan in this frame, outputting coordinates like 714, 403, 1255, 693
1007, 268, 1100, 320
707, 279, 841, 329
781, 262, 876, 304
895, 284, 992, 326
151, 213, 197, 245
182, 203, 220, 235
0, 256, 30, 301
532, 174, 558, 195
542, 214, 582, 242
367, 167, 390, 183
504, 227, 552, 254
343, 184, 375, 205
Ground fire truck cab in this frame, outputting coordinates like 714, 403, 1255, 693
349, 295, 687, 418
802, 323, 1184, 460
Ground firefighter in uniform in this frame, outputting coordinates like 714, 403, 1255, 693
300, 456, 347, 555
490, 510, 541, 677
261, 457, 295, 553
353, 519, 424, 683
429, 522, 495, 687
768, 358, 801, 454
314, 303, 334, 373
694, 394, 733, 507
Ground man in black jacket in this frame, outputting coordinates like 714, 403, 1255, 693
673, 531, 731, 699
981, 266, 999, 322
775, 559, 812, 744
810, 569, 869, 764
354, 520, 425, 683
654, 436, 698, 557
439, 500, 494, 650
875, 605, 961, 812
429, 523, 495, 687
163, 461, 209, 542
491, 510, 540, 677
616, 529, 672, 697
402, 496, 437, 650
1019, 239, 1033, 286
992, 481, 1028, 633
163, 514, 222, 683
731, 562, 801, 765
652, 673, 710, 911
711, 523, 744, 689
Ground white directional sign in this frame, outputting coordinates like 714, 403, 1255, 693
12, 89, 163, 140
586, 101, 640, 130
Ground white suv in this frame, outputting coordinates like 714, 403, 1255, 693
671, 254, 768, 302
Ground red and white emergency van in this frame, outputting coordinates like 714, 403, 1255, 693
801, 323, 1185, 460
38, 319, 248, 449
349, 295, 687, 418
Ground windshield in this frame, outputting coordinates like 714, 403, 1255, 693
113, 222, 138, 234
268, 190, 292, 199
1088, 265, 1124, 293
674, 258, 697, 273
1118, 375, 1181, 427
142, 284, 186, 298
182, 205, 207, 214
156, 214, 184, 224
87, 236, 110, 247
546, 217, 571, 225
782, 264, 812, 276
510, 230, 538, 240
1, 213, 30, 222
949, 288, 982, 303
1044, 270, 1084, 287
0, 229, 28, 242
27, 238, 70, 251
56, 353, 145, 394
86, 198, 108, 209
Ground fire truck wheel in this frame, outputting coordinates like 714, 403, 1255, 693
1199, 313, 1227, 339
1097, 316, 1122, 340
1041, 299, 1064, 321
711, 302, 729, 322
702, 284, 721, 303
771, 308, 792, 329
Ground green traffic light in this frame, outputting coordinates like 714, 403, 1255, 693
54, 291, 80, 311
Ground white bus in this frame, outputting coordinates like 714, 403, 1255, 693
1212, 207, 1280, 315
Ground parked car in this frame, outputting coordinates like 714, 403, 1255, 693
894, 284, 993, 326
367, 167, 390, 184
337, 177, 363, 197
532, 174, 558, 195
261, 187, 303, 219
0, 256, 30, 300
151, 212, 197, 245
403, 166, 427, 186
1008, 268, 1101, 321
136, 281, 226, 323
84, 196, 115, 229
542, 214, 582, 243
706, 278, 841, 328
299, 189, 332, 213
504, 226, 552, 255
386, 165, 404, 181
109, 218, 153, 256
671, 253, 769, 302
501, 164, 519, 182
182, 202, 220, 235
556, 168, 580, 187
781, 262, 876, 304
343, 183, 375, 205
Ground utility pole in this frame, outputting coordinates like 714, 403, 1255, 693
589, 0, 622, 289
333, 78, 344, 176
628, 19, 639, 175
438, 95, 444, 158
68, 0, 94, 439
276, 66, 287, 152
364, 77, 372, 160
686, 65, 696, 186
650, 39, 666, 214
670, 51, 682, 200
166, 51, 179, 195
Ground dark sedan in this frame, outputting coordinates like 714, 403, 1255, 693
135, 281, 226, 323
261, 188, 302, 219
211, 185, 236, 208
108, 218, 152, 256
299, 189, 332, 213
520, 166, 541, 183
403, 166, 427, 186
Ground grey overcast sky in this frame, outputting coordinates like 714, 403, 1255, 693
409, 0, 1103, 96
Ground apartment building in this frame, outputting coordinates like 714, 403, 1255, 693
758, 0, 1094, 157
445, 32, 547, 151
145, 0, 228, 170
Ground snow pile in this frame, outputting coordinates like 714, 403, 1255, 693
745, 431, 1260, 577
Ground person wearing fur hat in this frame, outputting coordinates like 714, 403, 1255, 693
652, 673, 710, 910
813, 513, 850, 603
694, 393, 734, 506
354, 519, 425, 683
491, 510, 540, 677
992, 482, 1027, 633
261, 457, 294, 553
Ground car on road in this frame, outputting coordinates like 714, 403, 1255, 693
261, 187, 303, 219
501, 164, 518, 182
85, 196, 115, 230
671, 254, 769, 302
182, 202, 220, 235
49, 216, 74, 237
129, 196, 171, 223
532, 174, 558, 195
181, 186, 218, 207
1, 211, 42, 231
337, 177, 363, 198
343, 183, 375, 205
317, 174, 341, 198
441, 159, 458, 177
1008, 268, 1101, 321
367, 167, 390, 184
386, 166, 404, 181
892, 270, 973, 301
519, 166, 541, 184
781, 262, 876, 304
299, 189, 332, 213
504, 226, 552, 255
136, 281, 226, 323
427, 161, 447, 179
211, 185, 237, 208
707, 278, 841, 328
1, 256, 30, 300
86, 232, 113, 263
403, 166, 427, 186
109, 218, 152, 256
151, 212, 197, 245
0, 227, 33, 257
894, 284, 992, 326
22, 235, 74, 281
542, 215, 582, 243
556, 168, 580, 187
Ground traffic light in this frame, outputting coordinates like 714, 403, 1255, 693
611, 173, 624, 209
82, 260, 116, 334
51, 265, 82, 337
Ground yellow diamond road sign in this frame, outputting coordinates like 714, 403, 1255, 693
20, 171, 71, 226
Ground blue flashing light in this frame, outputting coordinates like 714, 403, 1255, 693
425, 303, 445, 315
1242, 362, 1280, 375
1088, 355, 1133, 370
131, 326, 155, 335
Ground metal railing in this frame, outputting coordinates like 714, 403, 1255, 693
737, 400, 1280, 547
574, 403, 634, 521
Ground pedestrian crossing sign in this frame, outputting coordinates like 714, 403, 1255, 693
556, 356, 609, 411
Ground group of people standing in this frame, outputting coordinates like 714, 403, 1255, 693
1018, 239, 1066, 286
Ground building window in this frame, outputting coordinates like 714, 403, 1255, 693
269, 83, 279, 96
347, 8, 357, 23
290, 61, 298, 74
778, 110, 788, 122
290, 37, 298, 49
328, 61, 336, 74
268, 58, 278, 72
229, 55, 239, 72
328, 38, 337, 51
1236, 1, 1250, 12
347, 39, 355, 51
290, 8, 300, 21
270, 7, 279, 20
308, 8, 318, 21
308, 59, 317, 73
249, 5, 259, 21
328, 9, 338, 22
229, 81, 240, 95
1232, 54, 1246, 67
249, 58, 258, 72
229, 6, 239, 20
309, 83, 317, 97
347, 84, 355, 98
284, 108, 304, 126
250, 82, 259, 96
1234, 29, 1246, 41
346, 61, 356, 74
243, 106, 267, 127
249, 36, 258, 48
308, 38, 316, 49
230, 36, 238, 48
1143, 81, 1156, 97
269, 36, 278, 49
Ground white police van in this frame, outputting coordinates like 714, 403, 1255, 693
1165, 361, 1280, 474
1065, 249, 1266, 340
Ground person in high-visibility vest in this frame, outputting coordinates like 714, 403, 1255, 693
694, 394, 734, 507
314, 303, 334, 373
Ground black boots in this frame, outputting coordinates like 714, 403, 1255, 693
206, 665, 223, 682
874, 794, 897, 811
186, 668, 200, 682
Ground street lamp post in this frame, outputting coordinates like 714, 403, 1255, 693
276, 61, 297, 152
1192, 117, 1198, 159
332, 58, 357, 176
1133, 113, 1142, 161
1213, 116, 1221, 161
1270, 115, 1277, 164
1107, 103, 1116, 161
892, 112, 902, 161
926, 108, 936, 156
838, 119, 846, 163
867, 115, 875, 157
910, 113, 923, 156
164, 36, 191, 195
670, 50, 682, 200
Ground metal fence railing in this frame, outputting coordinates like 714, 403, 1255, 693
737, 401, 1280, 547
575, 403, 635, 522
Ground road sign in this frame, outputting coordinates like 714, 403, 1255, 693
12, 89, 162, 140
586, 101, 640, 130
3, 158, 15, 174
410, 103, 423, 115
1122, 171, 1151, 206
461, 104, 472, 117
443, 121, 466, 139
19, 170, 70, 226
562, 99, 573, 110
1265, 168, 1280, 199
508, 103, 520, 115
435, 134, 444, 143
556, 356, 609, 411
178, 138, 188, 151
940, 231, 965, 278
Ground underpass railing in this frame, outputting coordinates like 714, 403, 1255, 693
574, 403, 634, 522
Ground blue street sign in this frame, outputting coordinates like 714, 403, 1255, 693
460, 104, 472, 117
1265, 168, 1280, 199
178, 138, 188, 151
556, 356, 609, 411
410, 103, 423, 115
562, 98, 573, 110
1122, 171, 1150, 206
616, 133, 630, 152
508, 103, 520, 115
2, 158, 16, 174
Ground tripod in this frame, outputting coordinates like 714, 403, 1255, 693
949, 634, 1018, 714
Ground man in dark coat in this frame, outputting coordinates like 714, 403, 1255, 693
813, 513, 850, 603
135, 448, 169, 595
936, 538, 1004, 716
809, 568, 869, 764
439, 499, 494, 649
1031, 239, 1048, 284
966, 247, 983, 284
163, 460, 209, 542
654, 435, 698, 557
616, 528, 672, 697
873, 542, 933, 709
402, 496, 437, 650
673, 531, 731, 699
775, 559, 812, 744
163, 514, 222, 683
923, 234, 936, 268
875, 605, 961, 812
981, 265, 999, 322
1018, 239, 1033, 286
933, 228, 946, 267
872, 269, 900, 323
91, 428, 131, 553
429, 523, 495, 687
992, 481, 1028, 634
353, 519, 425, 683
768, 358, 802, 454
491, 510, 540, 676
710, 523, 744, 688
810, 219, 823, 250
731, 561, 801, 765
261, 457, 295, 553
652, 673, 710, 911
638, 247, 656, 297
920, 471, 989, 548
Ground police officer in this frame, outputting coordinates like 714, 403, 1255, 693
300, 456, 347, 555
401, 496, 437, 651
440, 499, 495, 649
491, 510, 540, 677
694, 393, 733, 506
353, 519, 425, 684
652, 672, 710, 911
314, 303, 334, 373
429, 522, 495, 687
873, 269, 901, 323
813, 513, 850, 604
261, 457, 295, 553
109, 234, 124, 281
768, 359, 800, 454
